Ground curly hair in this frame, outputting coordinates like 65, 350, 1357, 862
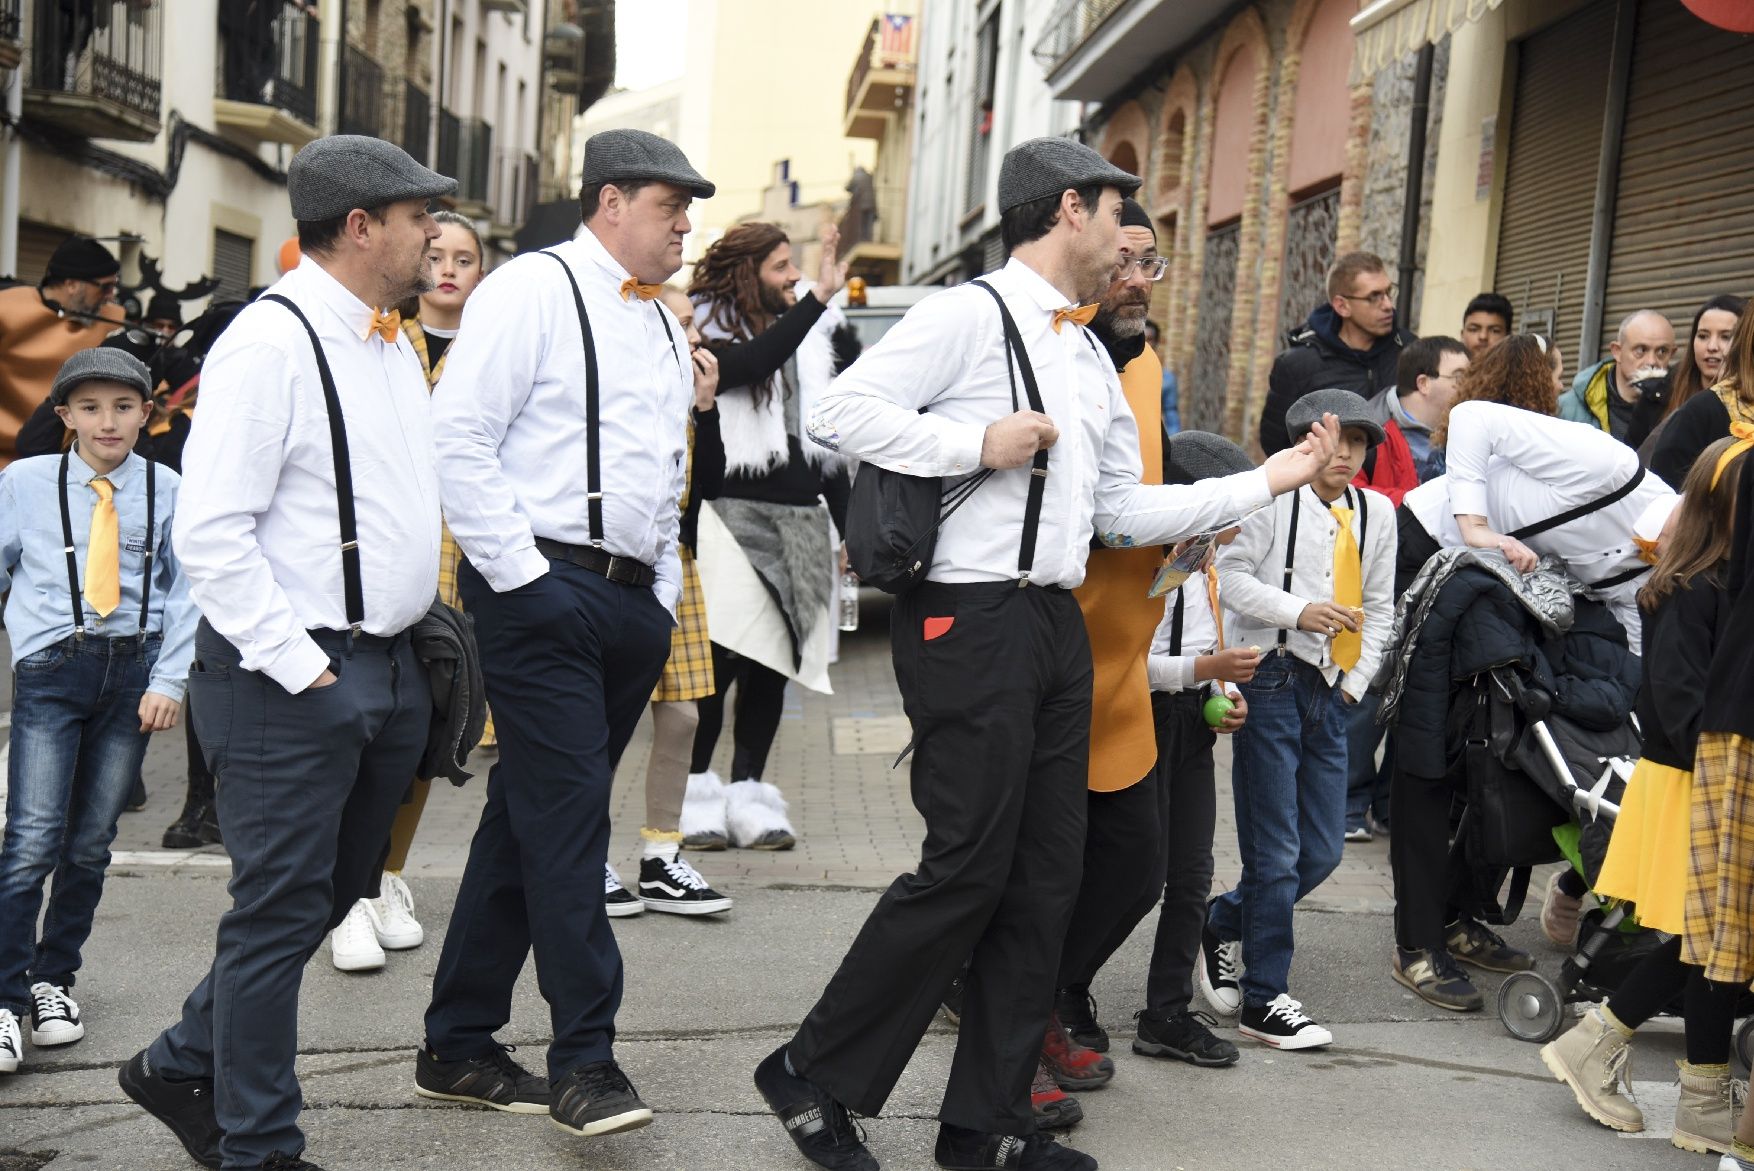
687, 222, 791, 407
1433, 333, 1560, 447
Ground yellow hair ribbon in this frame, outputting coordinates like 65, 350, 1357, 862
1711, 420, 1754, 490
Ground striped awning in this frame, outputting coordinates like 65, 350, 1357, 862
1350, 0, 1506, 80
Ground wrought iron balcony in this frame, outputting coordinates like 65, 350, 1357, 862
491, 147, 539, 226
213, 0, 319, 146
845, 10, 916, 141
338, 44, 384, 138
401, 81, 431, 166
23, 0, 162, 142
1032, 0, 1232, 101
449, 117, 492, 209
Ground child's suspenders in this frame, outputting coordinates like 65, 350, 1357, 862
1277, 486, 1366, 652
57, 448, 156, 640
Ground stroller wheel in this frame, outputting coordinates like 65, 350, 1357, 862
1735, 1017, 1754, 1080
1498, 970, 1566, 1043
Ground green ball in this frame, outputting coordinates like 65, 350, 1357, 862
1203, 694, 1235, 727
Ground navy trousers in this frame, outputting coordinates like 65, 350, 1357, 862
425, 558, 671, 1079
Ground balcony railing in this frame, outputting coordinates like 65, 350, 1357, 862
437, 108, 461, 184
0, 0, 22, 74
456, 118, 493, 206
1031, 0, 1127, 74
401, 81, 431, 166
338, 44, 384, 138
490, 148, 539, 225
23, 0, 162, 141
215, 0, 318, 128
845, 12, 916, 120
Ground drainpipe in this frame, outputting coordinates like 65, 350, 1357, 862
1395, 42, 1434, 330
1, 65, 20, 277
1578, 0, 1636, 362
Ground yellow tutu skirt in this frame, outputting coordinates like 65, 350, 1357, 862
1595, 759, 1693, 936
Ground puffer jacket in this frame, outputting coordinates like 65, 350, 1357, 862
1259, 304, 1413, 453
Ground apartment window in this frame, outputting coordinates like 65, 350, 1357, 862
212, 229, 256, 302
964, 6, 1000, 215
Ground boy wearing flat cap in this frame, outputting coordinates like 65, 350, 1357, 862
0, 347, 195, 1078
123, 135, 454, 1171
1200, 387, 1396, 1050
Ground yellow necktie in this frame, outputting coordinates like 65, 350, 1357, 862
1051, 304, 1098, 333
620, 277, 663, 302
1329, 505, 1362, 671
362, 308, 401, 343
1205, 565, 1226, 652
85, 476, 120, 618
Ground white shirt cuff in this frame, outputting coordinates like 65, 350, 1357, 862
475, 544, 551, 593
942, 422, 987, 477
1449, 480, 1490, 519
262, 636, 332, 695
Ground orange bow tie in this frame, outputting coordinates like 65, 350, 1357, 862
620, 278, 663, 302
1713, 421, 1754, 489
1633, 535, 1661, 566
363, 308, 401, 343
1051, 304, 1098, 334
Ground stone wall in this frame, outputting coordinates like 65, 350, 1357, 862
1357, 38, 1448, 334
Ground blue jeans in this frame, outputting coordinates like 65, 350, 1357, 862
0, 633, 158, 1013
1208, 654, 1347, 1008
1345, 691, 1392, 831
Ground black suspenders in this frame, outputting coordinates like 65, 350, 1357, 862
57, 448, 155, 640
970, 279, 1050, 586
1277, 486, 1366, 651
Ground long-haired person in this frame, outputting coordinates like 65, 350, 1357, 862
1650, 298, 1753, 488
328, 209, 490, 973
1631, 294, 1745, 456
1541, 437, 1750, 1154
683, 223, 852, 851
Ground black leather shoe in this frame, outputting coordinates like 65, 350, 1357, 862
118, 1049, 222, 1169
256, 1154, 325, 1170
162, 797, 223, 849
934, 1123, 1097, 1170
1054, 986, 1108, 1053
753, 1044, 879, 1170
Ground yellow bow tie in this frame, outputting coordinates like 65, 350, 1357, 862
363, 308, 401, 343
1051, 304, 1098, 333
620, 278, 664, 302
1633, 535, 1661, 566
1712, 420, 1754, 489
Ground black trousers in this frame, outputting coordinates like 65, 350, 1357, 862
425, 559, 671, 1079
691, 642, 789, 781
791, 581, 1092, 1135
1390, 765, 1480, 951
1145, 692, 1220, 1016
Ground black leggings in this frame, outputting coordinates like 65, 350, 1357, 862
1608, 934, 1741, 1065
690, 642, 789, 782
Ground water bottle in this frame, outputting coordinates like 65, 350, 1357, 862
838, 569, 861, 632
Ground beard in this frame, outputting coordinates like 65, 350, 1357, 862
389, 248, 437, 304
758, 282, 793, 317
1092, 299, 1148, 338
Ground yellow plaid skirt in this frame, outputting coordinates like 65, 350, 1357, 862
654, 549, 714, 702
1595, 759, 1691, 936
1682, 733, 1754, 984
437, 526, 496, 746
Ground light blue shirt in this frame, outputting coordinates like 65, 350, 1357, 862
0, 447, 198, 700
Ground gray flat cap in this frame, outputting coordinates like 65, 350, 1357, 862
1164, 431, 1255, 485
998, 136, 1140, 211
583, 129, 715, 199
288, 134, 457, 222
1285, 388, 1386, 448
51, 345, 153, 405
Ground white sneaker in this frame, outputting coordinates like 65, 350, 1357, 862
365, 872, 424, 950
28, 982, 84, 1046
1239, 994, 1333, 1050
330, 900, 387, 971
0, 1008, 20, 1073
725, 780, 797, 850
604, 863, 644, 918
680, 770, 729, 850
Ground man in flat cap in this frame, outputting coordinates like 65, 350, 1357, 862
752, 139, 1336, 1171
0, 236, 126, 465
419, 127, 712, 1139
121, 134, 454, 1171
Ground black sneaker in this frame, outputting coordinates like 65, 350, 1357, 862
753, 1043, 878, 1171
550, 1059, 653, 1137
117, 1048, 223, 1169
638, 854, 733, 915
163, 796, 223, 849
257, 1155, 325, 1170
29, 982, 84, 1046
1054, 985, 1108, 1053
415, 1044, 551, 1113
934, 1123, 1097, 1170
1392, 947, 1484, 1012
1132, 1009, 1240, 1067
604, 864, 644, 918
1445, 917, 1534, 973
1237, 994, 1332, 1050
940, 971, 966, 1028
1196, 922, 1241, 1016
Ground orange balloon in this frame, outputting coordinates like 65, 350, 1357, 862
1682, 0, 1754, 32
277, 237, 301, 275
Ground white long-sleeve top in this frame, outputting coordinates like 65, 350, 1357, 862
1217, 484, 1397, 701
171, 259, 441, 693
431, 228, 690, 613
806, 258, 1272, 587
1147, 571, 1220, 694
1402, 474, 1464, 548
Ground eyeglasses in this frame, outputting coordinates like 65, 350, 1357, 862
1116, 255, 1170, 282
1340, 286, 1397, 308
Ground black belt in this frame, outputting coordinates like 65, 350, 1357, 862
535, 538, 657, 588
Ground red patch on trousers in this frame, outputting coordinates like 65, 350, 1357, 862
923, 616, 954, 641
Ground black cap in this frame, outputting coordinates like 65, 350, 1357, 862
143, 293, 183, 326
44, 236, 119, 284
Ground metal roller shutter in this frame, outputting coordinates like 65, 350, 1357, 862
1492, 1, 1616, 365
1597, 1, 1754, 355
16, 220, 69, 286
212, 229, 256, 302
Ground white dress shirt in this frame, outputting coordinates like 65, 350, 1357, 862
1217, 485, 1397, 702
807, 258, 1272, 588
1147, 572, 1220, 694
172, 259, 441, 692
432, 229, 690, 613
1402, 475, 1464, 548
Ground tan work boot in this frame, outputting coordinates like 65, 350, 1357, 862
1540, 1007, 1644, 1132
1673, 1061, 1742, 1154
